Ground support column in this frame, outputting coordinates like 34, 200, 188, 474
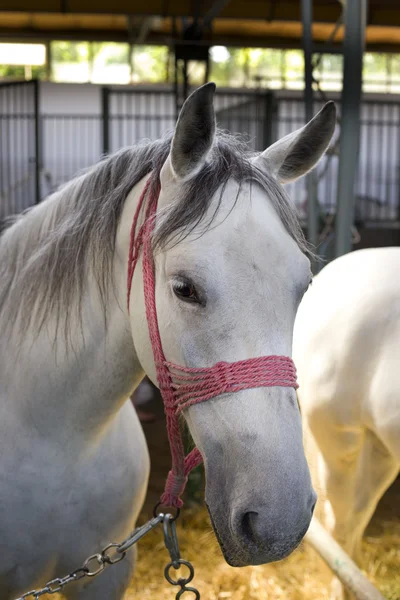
302, 0, 318, 256
101, 87, 110, 155
334, 0, 367, 257
45, 41, 52, 81
33, 80, 41, 204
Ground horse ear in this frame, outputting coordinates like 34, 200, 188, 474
168, 82, 216, 180
254, 101, 336, 184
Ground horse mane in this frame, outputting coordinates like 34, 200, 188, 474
0, 130, 308, 335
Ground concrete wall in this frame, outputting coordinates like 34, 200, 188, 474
40, 82, 102, 115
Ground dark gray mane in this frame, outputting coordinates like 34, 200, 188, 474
0, 130, 308, 333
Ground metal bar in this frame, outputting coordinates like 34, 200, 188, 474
0, 29, 396, 53
302, 0, 318, 256
46, 40, 52, 80
203, 0, 232, 27
335, 0, 367, 257
262, 91, 277, 148
134, 17, 154, 46
101, 86, 110, 155
33, 80, 41, 204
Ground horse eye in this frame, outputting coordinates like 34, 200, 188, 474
173, 281, 198, 302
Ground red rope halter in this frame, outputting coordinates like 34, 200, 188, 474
127, 178, 298, 508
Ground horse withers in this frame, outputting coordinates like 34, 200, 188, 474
0, 84, 335, 599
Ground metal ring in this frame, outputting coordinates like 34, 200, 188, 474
164, 559, 194, 586
82, 553, 105, 577
176, 586, 201, 599
163, 515, 181, 566
44, 579, 63, 593
70, 567, 88, 582
153, 501, 180, 521
102, 543, 126, 565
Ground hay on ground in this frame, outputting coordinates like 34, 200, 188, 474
123, 505, 399, 600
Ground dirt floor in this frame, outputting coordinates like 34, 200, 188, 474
124, 388, 400, 600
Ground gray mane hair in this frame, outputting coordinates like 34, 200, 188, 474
151, 132, 308, 253
0, 130, 308, 335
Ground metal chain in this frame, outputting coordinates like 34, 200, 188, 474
163, 515, 200, 599
15, 514, 164, 599
15, 511, 200, 600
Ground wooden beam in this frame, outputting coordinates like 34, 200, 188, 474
1, 25, 400, 53
1, 1, 400, 27
0, 1, 347, 23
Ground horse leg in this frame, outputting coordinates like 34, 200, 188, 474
327, 431, 397, 600
63, 546, 136, 600
304, 410, 363, 600
349, 431, 398, 563
307, 415, 397, 600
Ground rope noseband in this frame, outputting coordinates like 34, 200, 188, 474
127, 178, 298, 508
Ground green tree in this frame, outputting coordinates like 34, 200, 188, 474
133, 45, 169, 82
51, 41, 88, 63
210, 47, 286, 87
363, 52, 388, 89
0, 64, 46, 80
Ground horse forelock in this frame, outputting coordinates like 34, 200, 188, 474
0, 130, 308, 337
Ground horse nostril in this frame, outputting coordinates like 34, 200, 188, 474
240, 511, 260, 545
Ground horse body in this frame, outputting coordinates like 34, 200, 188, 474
0, 84, 335, 598
0, 193, 150, 599
294, 247, 400, 599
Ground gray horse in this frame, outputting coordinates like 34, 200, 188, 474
0, 84, 335, 599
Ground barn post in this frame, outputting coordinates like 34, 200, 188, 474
301, 0, 318, 257
33, 79, 41, 204
262, 90, 277, 148
101, 86, 110, 155
334, 0, 367, 257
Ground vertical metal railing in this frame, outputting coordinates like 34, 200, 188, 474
101, 86, 110, 155
0, 80, 41, 219
1, 83, 399, 228
33, 79, 41, 204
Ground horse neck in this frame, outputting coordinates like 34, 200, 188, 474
0, 183, 146, 442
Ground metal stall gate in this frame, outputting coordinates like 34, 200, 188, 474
2, 81, 400, 248
0, 80, 40, 224
214, 89, 276, 151
277, 94, 400, 226
101, 87, 277, 155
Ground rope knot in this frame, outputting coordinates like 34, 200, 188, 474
160, 470, 188, 509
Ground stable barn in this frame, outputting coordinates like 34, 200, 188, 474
0, 2, 399, 599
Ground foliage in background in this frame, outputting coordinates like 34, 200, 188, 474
52, 41, 88, 63
133, 45, 169, 82
0, 64, 46, 79
1, 41, 400, 93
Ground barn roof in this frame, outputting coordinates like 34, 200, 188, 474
0, 1, 400, 51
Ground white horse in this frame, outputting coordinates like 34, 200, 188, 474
0, 83, 336, 599
294, 247, 400, 599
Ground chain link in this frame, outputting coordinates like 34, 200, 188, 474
14, 514, 165, 599
163, 515, 201, 599
14, 511, 200, 600
18, 568, 88, 599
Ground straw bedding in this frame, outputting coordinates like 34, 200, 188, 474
125, 496, 399, 600
52, 404, 399, 599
